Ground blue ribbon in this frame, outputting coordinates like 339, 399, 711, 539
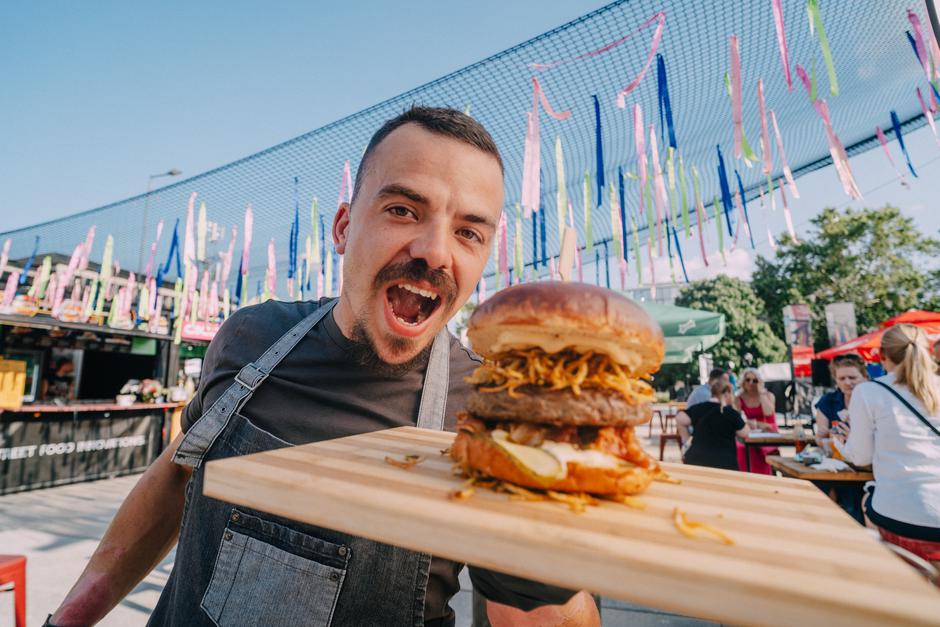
288, 177, 299, 280
734, 170, 756, 249
319, 216, 326, 267
671, 223, 689, 282
594, 249, 600, 286
256, 279, 262, 300
618, 167, 628, 260
19, 235, 40, 284
891, 110, 918, 177
234, 256, 243, 305
716, 145, 735, 236
539, 203, 547, 267
532, 207, 539, 269
666, 217, 673, 259
657, 54, 677, 149
905, 31, 940, 102
602, 240, 610, 289
161, 219, 182, 279
593, 95, 605, 207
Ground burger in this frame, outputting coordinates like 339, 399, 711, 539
451, 282, 665, 497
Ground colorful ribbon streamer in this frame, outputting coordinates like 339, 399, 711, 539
728, 36, 759, 163
778, 177, 799, 242
690, 165, 708, 266
671, 223, 689, 282
555, 136, 567, 248
521, 78, 571, 218
734, 170, 756, 249
289, 177, 300, 282
769, 110, 800, 198
649, 126, 668, 255
593, 95, 605, 207
907, 9, 933, 82
713, 195, 725, 261
875, 125, 907, 185
184, 193, 196, 268
772, 0, 793, 91
757, 79, 773, 175
583, 171, 594, 254
197, 202, 207, 262
634, 103, 648, 227
614, 12, 666, 108
806, 0, 838, 96
891, 110, 918, 177
916, 87, 939, 145
678, 153, 690, 236
19, 236, 39, 285
656, 54, 678, 150
716, 146, 735, 236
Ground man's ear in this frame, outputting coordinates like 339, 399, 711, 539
333, 202, 351, 254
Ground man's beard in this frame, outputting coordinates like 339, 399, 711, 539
348, 258, 458, 377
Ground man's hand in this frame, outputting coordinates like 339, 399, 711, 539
50, 434, 191, 626
486, 590, 600, 627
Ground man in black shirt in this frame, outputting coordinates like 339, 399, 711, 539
49, 107, 598, 626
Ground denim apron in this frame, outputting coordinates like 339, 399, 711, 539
148, 299, 452, 627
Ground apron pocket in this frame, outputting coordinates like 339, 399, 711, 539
201, 509, 349, 627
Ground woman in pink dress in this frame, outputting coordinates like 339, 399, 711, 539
734, 368, 779, 474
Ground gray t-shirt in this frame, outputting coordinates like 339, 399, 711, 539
685, 383, 712, 408
182, 298, 575, 623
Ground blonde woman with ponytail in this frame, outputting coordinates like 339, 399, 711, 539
835, 324, 940, 565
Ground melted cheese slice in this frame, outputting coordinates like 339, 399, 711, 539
491, 429, 630, 481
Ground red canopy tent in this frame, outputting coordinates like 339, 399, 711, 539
816, 310, 940, 361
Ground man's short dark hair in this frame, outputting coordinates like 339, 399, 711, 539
708, 368, 727, 382
352, 106, 503, 201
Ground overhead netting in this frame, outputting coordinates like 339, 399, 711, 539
1, 0, 932, 296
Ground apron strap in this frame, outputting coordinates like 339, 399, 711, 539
416, 329, 450, 431
173, 299, 338, 468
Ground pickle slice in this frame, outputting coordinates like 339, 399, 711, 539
491, 431, 566, 482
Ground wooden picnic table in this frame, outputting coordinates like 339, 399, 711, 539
738, 430, 815, 472
203, 426, 940, 627
767, 455, 874, 482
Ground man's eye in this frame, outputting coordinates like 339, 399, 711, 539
388, 206, 414, 218
457, 228, 482, 243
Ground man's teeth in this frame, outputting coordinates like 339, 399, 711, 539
398, 283, 438, 300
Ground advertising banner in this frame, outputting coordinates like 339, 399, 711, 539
0, 411, 162, 494
824, 302, 858, 347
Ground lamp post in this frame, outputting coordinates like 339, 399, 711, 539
138, 168, 182, 273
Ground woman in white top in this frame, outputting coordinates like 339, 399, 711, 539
836, 324, 940, 565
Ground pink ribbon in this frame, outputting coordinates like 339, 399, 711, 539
199, 271, 209, 319
758, 79, 772, 175
729, 35, 745, 160
649, 125, 668, 256
759, 185, 777, 251
634, 104, 648, 223
917, 87, 939, 144
184, 193, 197, 267
908, 9, 932, 81
612, 12, 666, 108
619, 257, 627, 291
242, 205, 253, 271
795, 64, 861, 199
769, 110, 799, 198
477, 275, 486, 304
209, 280, 219, 321
876, 125, 907, 184
498, 213, 509, 285
144, 221, 165, 279
0, 238, 10, 280
548, 256, 557, 281
778, 177, 798, 243
521, 78, 571, 218
79, 226, 96, 272
266, 239, 277, 296
222, 227, 236, 284
771, 0, 792, 91
338, 160, 353, 209
2, 272, 19, 306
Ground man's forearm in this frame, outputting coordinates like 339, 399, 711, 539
52, 435, 191, 626
487, 591, 600, 627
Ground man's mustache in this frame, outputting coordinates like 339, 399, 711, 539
374, 260, 458, 307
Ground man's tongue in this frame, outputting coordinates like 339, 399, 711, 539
387, 286, 435, 325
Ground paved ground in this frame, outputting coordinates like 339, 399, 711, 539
0, 420, 716, 626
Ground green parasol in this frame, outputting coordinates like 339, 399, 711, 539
639, 302, 725, 364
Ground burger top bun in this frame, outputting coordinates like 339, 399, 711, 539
468, 281, 664, 374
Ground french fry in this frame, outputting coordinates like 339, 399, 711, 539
384, 455, 426, 470
673, 508, 734, 545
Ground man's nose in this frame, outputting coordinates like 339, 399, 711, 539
408, 224, 451, 270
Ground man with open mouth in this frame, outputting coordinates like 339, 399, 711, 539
48, 107, 599, 627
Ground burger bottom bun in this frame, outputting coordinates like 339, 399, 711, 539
466, 387, 652, 427
450, 431, 654, 496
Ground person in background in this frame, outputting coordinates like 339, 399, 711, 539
686, 368, 729, 408
836, 324, 940, 568
734, 368, 778, 474
727, 362, 738, 391
813, 353, 869, 524
676, 381, 749, 470
932, 338, 940, 366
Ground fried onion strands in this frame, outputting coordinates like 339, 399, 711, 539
673, 508, 734, 545
466, 349, 655, 404
384, 454, 426, 470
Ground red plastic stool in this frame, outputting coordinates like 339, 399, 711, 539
0, 555, 26, 627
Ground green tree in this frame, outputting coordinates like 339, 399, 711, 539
675, 275, 788, 369
751, 206, 940, 350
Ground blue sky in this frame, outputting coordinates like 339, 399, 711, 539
2, 0, 939, 282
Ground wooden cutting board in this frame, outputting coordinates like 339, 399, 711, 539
204, 427, 940, 627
